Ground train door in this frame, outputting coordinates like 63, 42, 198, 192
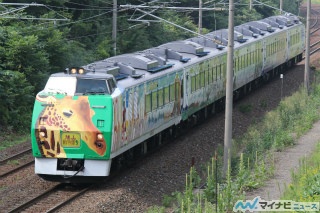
174, 74, 181, 116
182, 68, 188, 111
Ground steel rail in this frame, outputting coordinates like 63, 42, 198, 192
0, 148, 32, 165
0, 160, 34, 178
7, 184, 62, 213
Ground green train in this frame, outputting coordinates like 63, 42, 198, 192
31, 14, 304, 182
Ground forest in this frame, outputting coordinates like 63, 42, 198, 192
0, 0, 301, 133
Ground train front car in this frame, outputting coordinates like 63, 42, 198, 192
31, 68, 115, 182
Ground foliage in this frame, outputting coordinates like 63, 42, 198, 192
282, 143, 320, 202
0, 70, 34, 129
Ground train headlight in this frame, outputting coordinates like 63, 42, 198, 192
71, 68, 77, 74
39, 131, 46, 138
78, 68, 85, 74
97, 133, 103, 141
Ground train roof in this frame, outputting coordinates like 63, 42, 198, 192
77, 13, 302, 89
50, 70, 115, 80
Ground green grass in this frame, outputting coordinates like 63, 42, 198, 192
238, 104, 253, 114
281, 142, 320, 202
305, 0, 320, 5
0, 134, 29, 151
7, 159, 20, 165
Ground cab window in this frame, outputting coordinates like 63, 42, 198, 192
76, 79, 109, 95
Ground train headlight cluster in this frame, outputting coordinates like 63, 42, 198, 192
65, 67, 86, 75
94, 133, 104, 149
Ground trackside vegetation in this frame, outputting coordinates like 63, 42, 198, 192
147, 77, 320, 212
281, 142, 320, 202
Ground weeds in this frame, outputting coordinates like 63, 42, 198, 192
282, 143, 320, 202
238, 104, 253, 114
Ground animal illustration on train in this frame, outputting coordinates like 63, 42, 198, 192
31, 13, 304, 182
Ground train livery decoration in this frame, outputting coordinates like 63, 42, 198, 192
34, 95, 107, 158
31, 14, 304, 182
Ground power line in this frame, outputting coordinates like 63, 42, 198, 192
0, 3, 69, 21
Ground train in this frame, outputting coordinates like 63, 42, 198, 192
31, 13, 305, 182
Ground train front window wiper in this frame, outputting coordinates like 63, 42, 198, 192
83, 90, 107, 95
46, 88, 67, 95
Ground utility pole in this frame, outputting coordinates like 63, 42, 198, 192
250, 0, 252, 10
198, 0, 203, 34
305, 0, 310, 94
280, 0, 283, 14
112, 0, 117, 56
223, 0, 234, 177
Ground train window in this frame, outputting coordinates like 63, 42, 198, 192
215, 66, 219, 80
236, 58, 239, 71
175, 82, 180, 100
250, 52, 253, 64
107, 78, 116, 94
196, 73, 200, 90
145, 94, 151, 113
208, 68, 212, 84
44, 76, 76, 95
170, 84, 175, 101
152, 91, 158, 110
164, 86, 169, 104
242, 56, 245, 69
181, 80, 183, 98
206, 68, 209, 85
200, 71, 205, 87
218, 65, 221, 79
76, 78, 109, 95
207, 64, 210, 85
158, 88, 164, 107
246, 54, 248, 66
222, 64, 225, 77
191, 76, 196, 92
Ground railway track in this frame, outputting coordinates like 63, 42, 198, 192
310, 8, 319, 31
303, 7, 320, 58
0, 148, 34, 178
6, 183, 92, 213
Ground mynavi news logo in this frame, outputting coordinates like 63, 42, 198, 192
233, 196, 320, 212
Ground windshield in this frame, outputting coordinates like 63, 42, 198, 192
43, 77, 110, 96
44, 77, 76, 95
76, 78, 109, 95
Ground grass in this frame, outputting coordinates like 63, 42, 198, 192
304, 0, 320, 5
281, 142, 320, 202
238, 104, 253, 114
0, 134, 29, 151
7, 159, 20, 165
